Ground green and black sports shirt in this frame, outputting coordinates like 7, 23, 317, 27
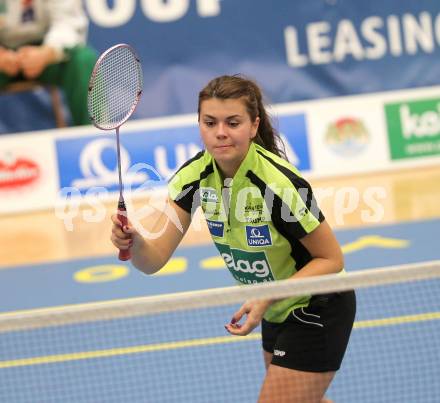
168, 142, 325, 323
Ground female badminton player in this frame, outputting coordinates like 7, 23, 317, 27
111, 75, 356, 403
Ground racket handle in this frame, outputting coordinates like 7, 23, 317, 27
117, 202, 131, 261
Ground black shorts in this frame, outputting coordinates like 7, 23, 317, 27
262, 290, 356, 372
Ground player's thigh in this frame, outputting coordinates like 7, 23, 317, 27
258, 364, 335, 403
263, 350, 272, 370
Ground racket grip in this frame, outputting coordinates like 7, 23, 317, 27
117, 203, 131, 261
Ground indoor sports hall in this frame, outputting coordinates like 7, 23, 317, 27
1, 1, 439, 402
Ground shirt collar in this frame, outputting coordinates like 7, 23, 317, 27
209, 141, 259, 188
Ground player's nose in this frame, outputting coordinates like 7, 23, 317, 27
216, 122, 228, 138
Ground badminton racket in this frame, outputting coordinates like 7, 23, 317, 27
87, 43, 143, 261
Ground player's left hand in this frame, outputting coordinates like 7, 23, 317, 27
225, 300, 272, 336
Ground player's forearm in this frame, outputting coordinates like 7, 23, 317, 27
290, 256, 344, 280
263, 258, 344, 308
130, 238, 169, 275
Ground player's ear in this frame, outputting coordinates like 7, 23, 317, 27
250, 116, 260, 140
250, 116, 260, 139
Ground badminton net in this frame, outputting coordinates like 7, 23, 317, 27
0, 260, 439, 403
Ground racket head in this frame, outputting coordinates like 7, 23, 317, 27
88, 43, 143, 130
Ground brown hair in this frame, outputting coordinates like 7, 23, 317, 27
198, 75, 287, 159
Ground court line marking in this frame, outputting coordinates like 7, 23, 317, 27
352, 311, 440, 328
0, 236, 411, 316
0, 310, 439, 369
341, 236, 409, 254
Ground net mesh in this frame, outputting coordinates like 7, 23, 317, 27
87, 44, 143, 130
0, 260, 439, 402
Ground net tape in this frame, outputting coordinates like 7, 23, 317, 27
88, 44, 143, 130
0, 260, 439, 333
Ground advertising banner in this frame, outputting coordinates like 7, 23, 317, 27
385, 97, 440, 160
0, 134, 58, 213
307, 96, 389, 176
1, 1, 440, 133
55, 112, 311, 198
83, 0, 440, 121
2, 85, 439, 214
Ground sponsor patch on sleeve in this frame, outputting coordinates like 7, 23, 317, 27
207, 220, 224, 237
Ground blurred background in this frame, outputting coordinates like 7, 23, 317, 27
3, 0, 440, 130
1, 0, 439, 263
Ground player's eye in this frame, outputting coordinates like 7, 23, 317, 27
228, 121, 240, 128
203, 120, 215, 127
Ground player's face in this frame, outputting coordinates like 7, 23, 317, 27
199, 97, 259, 178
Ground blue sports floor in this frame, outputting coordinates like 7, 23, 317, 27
1, 218, 439, 402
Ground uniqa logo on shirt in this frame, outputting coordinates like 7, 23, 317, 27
200, 187, 218, 203
215, 243, 275, 284
245, 225, 272, 247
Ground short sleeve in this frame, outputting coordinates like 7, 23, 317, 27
168, 174, 200, 214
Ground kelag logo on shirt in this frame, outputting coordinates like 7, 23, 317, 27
200, 187, 218, 203
215, 242, 275, 284
245, 225, 272, 247
206, 220, 224, 237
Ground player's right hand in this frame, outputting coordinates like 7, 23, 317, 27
110, 214, 142, 251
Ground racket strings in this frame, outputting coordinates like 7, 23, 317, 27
88, 46, 143, 130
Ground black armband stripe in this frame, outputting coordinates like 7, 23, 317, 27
168, 150, 205, 184
174, 162, 214, 214
246, 171, 313, 271
256, 150, 324, 222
